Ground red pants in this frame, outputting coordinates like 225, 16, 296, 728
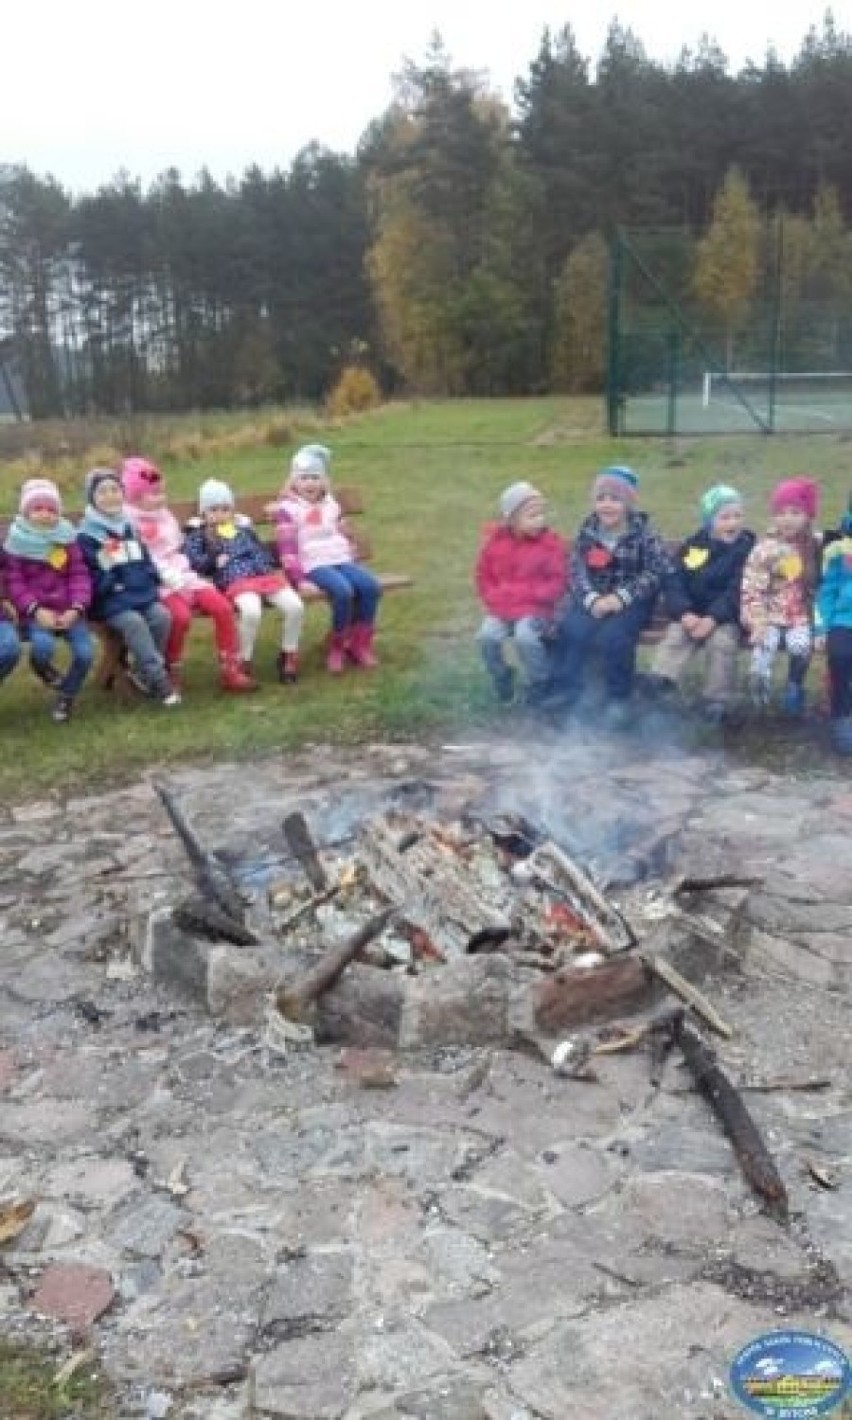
162, 587, 239, 665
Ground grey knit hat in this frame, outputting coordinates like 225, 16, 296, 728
499, 481, 541, 521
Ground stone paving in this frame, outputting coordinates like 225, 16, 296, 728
0, 733, 850, 1418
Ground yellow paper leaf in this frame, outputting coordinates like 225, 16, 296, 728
0, 1197, 36, 1243
683, 547, 709, 570
778, 553, 802, 581
48, 548, 68, 570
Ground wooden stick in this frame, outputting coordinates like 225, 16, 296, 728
739, 1075, 831, 1094
282, 811, 329, 891
276, 882, 341, 935
675, 873, 763, 894
154, 781, 246, 922
277, 905, 397, 1022
671, 1011, 789, 1219
639, 951, 733, 1039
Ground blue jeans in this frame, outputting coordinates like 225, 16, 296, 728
306, 564, 382, 634
104, 603, 172, 698
0, 621, 21, 683
552, 599, 654, 702
477, 615, 551, 690
29, 620, 95, 698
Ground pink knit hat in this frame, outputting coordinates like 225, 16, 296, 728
121, 456, 164, 505
20, 478, 61, 516
769, 477, 819, 520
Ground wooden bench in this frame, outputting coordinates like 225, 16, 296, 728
0, 485, 413, 694
639, 539, 680, 646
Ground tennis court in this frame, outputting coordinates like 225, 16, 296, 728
620, 376, 852, 436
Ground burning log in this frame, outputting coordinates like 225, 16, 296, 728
525, 842, 636, 954
358, 815, 512, 959
282, 811, 329, 892
277, 905, 397, 1023
658, 1008, 789, 1220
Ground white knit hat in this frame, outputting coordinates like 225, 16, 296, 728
290, 444, 331, 478
198, 478, 234, 512
499, 481, 541, 521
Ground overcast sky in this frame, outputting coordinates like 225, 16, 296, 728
4, 1, 846, 192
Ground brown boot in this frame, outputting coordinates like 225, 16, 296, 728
277, 650, 299, 684
219, 654, 258, 693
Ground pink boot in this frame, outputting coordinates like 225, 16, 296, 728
326, 631, 347, 674
347, 622, 379, 668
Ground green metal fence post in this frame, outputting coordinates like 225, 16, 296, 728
768, 215, 783, 434
666, 329, 679, 437
606, 230, 624, 436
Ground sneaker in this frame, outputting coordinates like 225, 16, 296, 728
160, 690, 182, 707
51, 694, 73, 723
493, 668, 515, 705
781, 682, 806, 717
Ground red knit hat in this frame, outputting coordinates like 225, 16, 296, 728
769, 477, 819, 520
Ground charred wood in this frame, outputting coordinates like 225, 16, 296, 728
172, 895, 259, 946
533, 956, 652, 1032
154, 781, 247, 923
664, 1009, 789, 1220
282, 811, 329, 891
278, 905, 397, 1022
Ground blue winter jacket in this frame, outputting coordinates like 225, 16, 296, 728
815, 534, 852, 633
183, 516, 278, 590
78, 520, 163, 619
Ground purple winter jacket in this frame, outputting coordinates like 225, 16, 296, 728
5, 543, 92, 622
0, 554, 14, 622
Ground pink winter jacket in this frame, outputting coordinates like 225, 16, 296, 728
125, 504, 209, 592
273, 492, 353, 578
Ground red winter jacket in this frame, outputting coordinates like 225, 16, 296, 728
475, 524, 568, 621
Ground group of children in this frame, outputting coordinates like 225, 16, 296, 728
475, 468, 852, 755
0, 444, 383, 722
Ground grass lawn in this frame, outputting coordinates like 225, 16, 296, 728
1, 396, 850, 800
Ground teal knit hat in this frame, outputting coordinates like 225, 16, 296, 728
700, 484, 742, 528
593, 466, 639, 504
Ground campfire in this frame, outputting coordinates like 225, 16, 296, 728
148, 781, 789, 1217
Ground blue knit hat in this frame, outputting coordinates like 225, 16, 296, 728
593, 466, 639, 505
700, 484, 742, 528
